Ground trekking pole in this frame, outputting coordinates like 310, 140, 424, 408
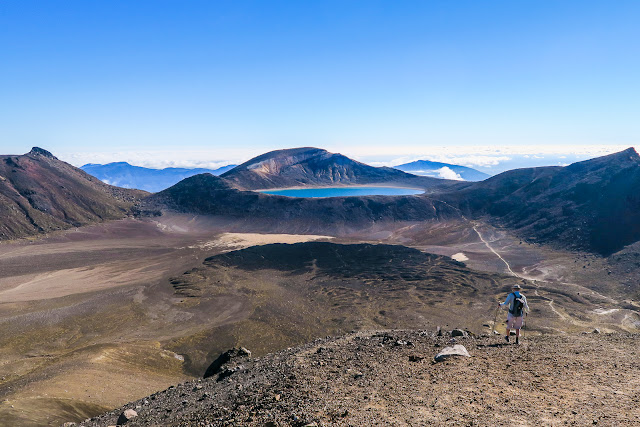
492, 304, 500, 336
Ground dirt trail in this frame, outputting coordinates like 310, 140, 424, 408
469, 224, 640, 331
471, 223, 520, 277
471, 223, 586, 328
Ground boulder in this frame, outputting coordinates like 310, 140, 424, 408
204, 347, 251, 379
451, 329, 468, 337
116, 409, 138, 425
217, 364, 245, 382
434, 344, 471, 362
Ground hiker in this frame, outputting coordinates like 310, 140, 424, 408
498, 284, 529, 344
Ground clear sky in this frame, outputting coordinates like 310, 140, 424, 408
1, 1, 639, 171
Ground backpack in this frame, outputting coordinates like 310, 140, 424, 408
509, 292, 525, 317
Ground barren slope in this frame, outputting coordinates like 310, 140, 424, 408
0, 148, 145, 240
143, 174, 463, 235
81, 330, 640, 426
447, 147, 640, 255
0, 217, 638, 426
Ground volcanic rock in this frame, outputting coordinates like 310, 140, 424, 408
434, 344, 471, 362
116, 408, 137, 425
78, 331, 640, 426
203, 347, 251, 379
451, 329, 468, 337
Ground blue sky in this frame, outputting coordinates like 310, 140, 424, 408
1, 1, 639, 171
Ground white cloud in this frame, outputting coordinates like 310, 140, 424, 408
58, 149, 248, 169
55, 144, 638, 174
437, 167, 463, 181
349, 144, 636, 173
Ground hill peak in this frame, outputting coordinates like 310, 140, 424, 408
220, 146, 429, 190
612, 146, 640, 161
565, 147, 640, 173
233, 147, 330, 172
28, 147, 57, 159
162, 173, 233, 191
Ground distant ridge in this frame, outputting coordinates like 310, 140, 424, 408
5, 146, 640, 255
221, 147, 456, 190
146, 147, 640, 254
394, 159, 490, 181
450, 147, 640, 255
81, 162, 236, 192
0, 148, 145, 240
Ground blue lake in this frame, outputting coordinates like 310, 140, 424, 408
258, 187, 424, 198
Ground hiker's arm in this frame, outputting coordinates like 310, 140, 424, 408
499, 293, 513, 307
524, 297, 530, 313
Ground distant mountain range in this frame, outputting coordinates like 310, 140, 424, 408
154, 146, 640, 255
0, 148, 143, 240
4, 146, 640, 256
81, 152, 487, 193
80, 162, 236, 193
393, 160, 490, 181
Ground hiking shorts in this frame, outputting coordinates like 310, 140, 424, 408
506, 313, 524, 329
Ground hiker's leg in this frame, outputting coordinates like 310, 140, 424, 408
515, 329, 520, 337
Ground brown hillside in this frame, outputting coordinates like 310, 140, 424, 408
442, 147, 640, 255
80, 330, 640, 426
0, 147, 145, 240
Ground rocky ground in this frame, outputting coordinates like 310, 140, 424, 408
78, 329, 640, 426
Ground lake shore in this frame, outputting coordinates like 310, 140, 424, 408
253, 183, 427, 191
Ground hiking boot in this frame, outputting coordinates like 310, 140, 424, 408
515, 337, 520, 345
504, 335, 509, 343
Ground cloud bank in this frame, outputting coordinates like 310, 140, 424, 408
57, 144, 637, 175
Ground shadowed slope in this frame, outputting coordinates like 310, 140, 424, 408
147, 147, 640, 255
162, 241, 519, 375
145, 173, 462, 234
448, 148, 640, 255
